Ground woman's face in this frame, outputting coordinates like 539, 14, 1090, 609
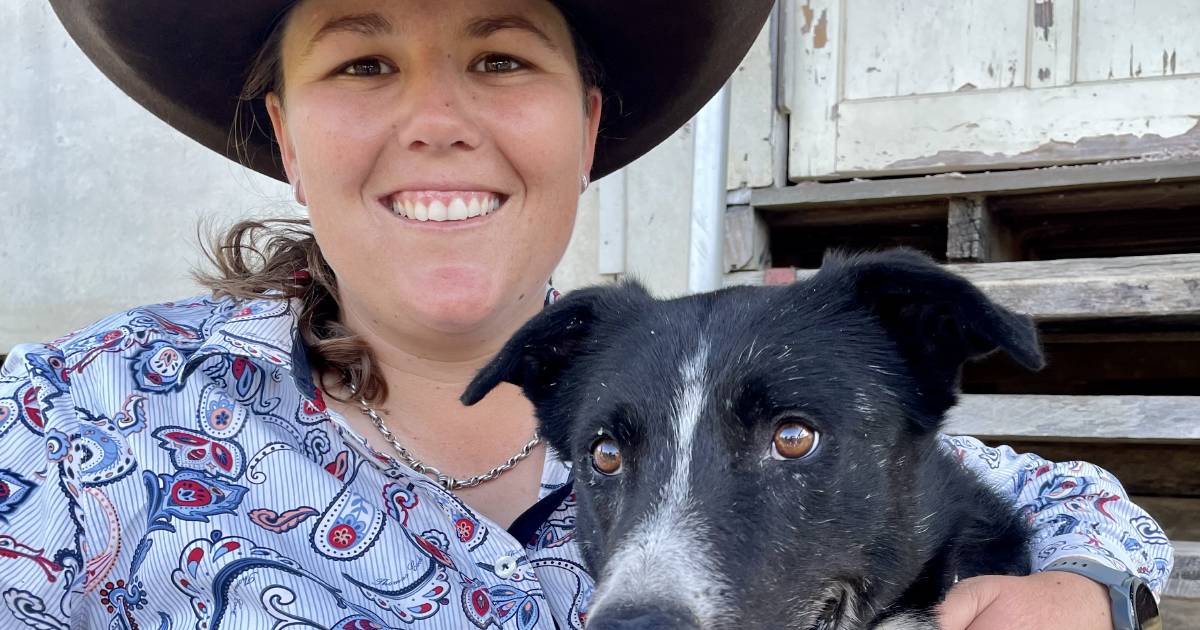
268, 0, 601, 347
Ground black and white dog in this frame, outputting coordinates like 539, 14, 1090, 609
464, 249, 1042, 629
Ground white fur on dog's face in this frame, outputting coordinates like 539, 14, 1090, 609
586, 341, 734, 626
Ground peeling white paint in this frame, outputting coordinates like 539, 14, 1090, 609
784, 0, 1200, 179
1077, 1, 1200, 82
842, 0, 1027, 100
837, 81, 1200, 175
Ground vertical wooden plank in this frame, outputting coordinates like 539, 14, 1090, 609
1029, 0, 1077, 88
785, 0, 841, 181
947, 196, 1018, 262
727, 18, 778, 190
724, 205, 771, 272
947, 197, 991, 262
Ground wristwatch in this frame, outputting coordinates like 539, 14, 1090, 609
1044, 557, 1161, 630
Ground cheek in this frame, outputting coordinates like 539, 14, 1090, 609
483, 84, 588, 188
289, 89, 393, 195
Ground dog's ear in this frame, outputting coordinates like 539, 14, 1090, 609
814, 249, 1044, 418
462, 282, 650, 452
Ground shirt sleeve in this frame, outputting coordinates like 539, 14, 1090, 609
0, 346, 87, 627
939, 434, 1174, 597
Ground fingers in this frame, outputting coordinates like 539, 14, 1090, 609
936, 577, 991, 630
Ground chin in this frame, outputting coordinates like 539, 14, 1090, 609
401, 270, 536, 335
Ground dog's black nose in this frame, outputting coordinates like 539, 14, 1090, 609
587, 606, 700, 630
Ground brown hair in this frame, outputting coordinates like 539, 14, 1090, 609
200, 5, 603, 405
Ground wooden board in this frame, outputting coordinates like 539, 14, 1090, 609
1166, 541, 1200, 600
1163, 596, 1200, 630
782, 0, 1200, 178
727, 16, 781, 190
727, 253, 1200, 321
964, 334, 1200, 396
842, 0, 1027, 100
1130, 497, 1200, 542
835, 75, 1200, 177
753, 160, 1200, 211
1076, 1, 1200, 82
944, 394, 1200, 442
1029, 0, 1075, 88
783, 0, 840, 179
985, 440, 1200, 498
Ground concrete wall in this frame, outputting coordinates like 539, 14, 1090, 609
0, 3, 294, 352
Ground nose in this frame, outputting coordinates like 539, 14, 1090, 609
586, 606, 701, 630
393, 67, 483, 154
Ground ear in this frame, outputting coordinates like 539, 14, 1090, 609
462, 282, 650, 453
266, 91, 303, 201
814, 249, 1044, 417
581, 86, 603, 180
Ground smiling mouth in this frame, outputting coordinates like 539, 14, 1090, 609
384, 190, 506, 223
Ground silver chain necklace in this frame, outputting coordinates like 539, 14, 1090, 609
348, 384, 540, 491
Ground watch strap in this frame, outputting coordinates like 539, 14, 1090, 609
1043, 557, 1151, 630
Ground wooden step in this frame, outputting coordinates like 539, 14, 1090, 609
945, 395, 1200, 443
750, 159, 1200, 211
1166, 540, 1200, 600
1164, 541, 1199, 628
725, 253, 1200, 321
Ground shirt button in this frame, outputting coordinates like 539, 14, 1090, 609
495, 554, 519, 579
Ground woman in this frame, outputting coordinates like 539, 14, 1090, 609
0, 0, 1170, 628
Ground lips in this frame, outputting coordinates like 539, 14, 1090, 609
384, 190, 504, 222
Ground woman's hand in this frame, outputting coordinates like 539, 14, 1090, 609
937, 571, 1114, 629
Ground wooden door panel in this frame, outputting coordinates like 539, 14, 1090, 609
784, 0, 1200, 180
1076, 1, 1200, 82
843, 0, 1027, 100
836, 77, 1200, 175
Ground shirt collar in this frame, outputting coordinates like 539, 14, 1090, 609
181, 297, 317, 397
182, 283, 560, 400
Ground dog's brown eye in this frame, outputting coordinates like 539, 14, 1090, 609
772, 421, 818, 460
590, 437, 623, 475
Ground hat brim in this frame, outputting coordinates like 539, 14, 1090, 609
50, 0, 774, 182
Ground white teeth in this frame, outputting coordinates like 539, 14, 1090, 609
390, 194, 501, 221
428, 200, 447, 221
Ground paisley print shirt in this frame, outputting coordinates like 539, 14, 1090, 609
0, 293, 1174, 629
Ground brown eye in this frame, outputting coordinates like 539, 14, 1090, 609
771, 421, 819, 460
590, 437, 623, 475
340, 58, 395, 76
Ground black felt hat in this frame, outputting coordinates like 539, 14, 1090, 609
49, 1, 775, 182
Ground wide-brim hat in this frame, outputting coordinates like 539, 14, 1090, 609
49, 1, 775, 182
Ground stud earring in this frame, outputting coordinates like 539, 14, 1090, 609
580, 174, 590, 194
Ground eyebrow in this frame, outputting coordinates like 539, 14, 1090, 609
301, 12, 395, 59
463, 14, 559, 51
300, 11, 559, 61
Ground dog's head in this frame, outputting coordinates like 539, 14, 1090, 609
464, 249, 1042, 629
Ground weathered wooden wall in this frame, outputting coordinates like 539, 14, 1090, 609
783, 0, 1200, 179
